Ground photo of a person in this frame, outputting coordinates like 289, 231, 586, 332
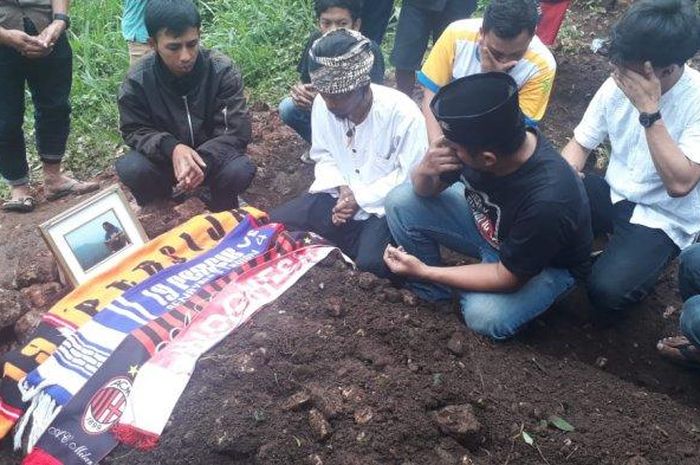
64, 210, 132, 272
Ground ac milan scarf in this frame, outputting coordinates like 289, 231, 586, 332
0, 209, 262, 440
15, 215, 275, 451
21, 232, 333, 465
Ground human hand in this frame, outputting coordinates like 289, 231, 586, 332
419, 136, 463, 177
611, 62, 661, 114
172, 144, 207, 192
291, 83, 317, 110
383, 245, 428, 277
331, 186, 359, 225
0, 29, 48, 57
36, 20, 66, 49
479, 39, 518, 74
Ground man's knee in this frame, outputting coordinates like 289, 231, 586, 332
385, 183, 417, 219
355, 253, 390, 278
680, 295, 700, 346
218, 155, 256, 192
115, 151, 151, 187
460, 301, 516, 341
679, 244, 700, 284
586, 271, 638, 315
278, 97, 297, 125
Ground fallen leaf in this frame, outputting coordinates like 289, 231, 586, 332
522, 430, 534, 446
549, 415, 575, 432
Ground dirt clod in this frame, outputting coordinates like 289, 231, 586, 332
357, 272, 379, 290
282, 391, 311, 411
400, 289, 419, 306
306, 453, 324, 465
625, 456, 651, 465
447, 331, 466, 356
433, 404, 484, 451
0, 288, 26, 329
308, 408, 332, 441
20, 282, 64, 309
353, 406, 374, 424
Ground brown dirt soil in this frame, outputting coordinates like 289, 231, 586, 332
2, 3, 700, 464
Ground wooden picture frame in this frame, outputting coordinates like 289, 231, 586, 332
38, 185, 148, 287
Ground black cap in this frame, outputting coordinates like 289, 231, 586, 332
431, 72, 525, 150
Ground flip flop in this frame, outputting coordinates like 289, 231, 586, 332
2, 196, 36, 213
657, 336, 700, 369
45, 179, 100, 201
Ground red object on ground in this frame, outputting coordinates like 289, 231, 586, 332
537, 0, 571, 46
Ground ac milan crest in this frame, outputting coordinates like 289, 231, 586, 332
82, 377, 132, 434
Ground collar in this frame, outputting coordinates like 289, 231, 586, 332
155, 51, 205, 96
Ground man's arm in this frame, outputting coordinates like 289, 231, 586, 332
613, 62, 700, 197
645, 121, 700, 197
561, 138, 591, 174
421, 88, 444, 144
196, 61, 252, 159
384, 245, 524, 292
411, 136, 462, 197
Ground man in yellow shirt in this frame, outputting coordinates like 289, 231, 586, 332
418, 0, 556, 142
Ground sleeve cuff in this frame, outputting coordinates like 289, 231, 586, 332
572, 126, 600, 151
160, 135, 179, 159
417, 72, 440, 93
524, 116, 539, 128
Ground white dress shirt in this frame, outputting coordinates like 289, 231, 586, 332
308, 84, 429, 220
573, 66, 700, 249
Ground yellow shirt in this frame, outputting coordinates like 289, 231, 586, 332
418, 18, 556, 124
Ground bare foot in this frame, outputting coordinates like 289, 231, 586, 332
657, 335, 700, 366
44, 174, 99, 201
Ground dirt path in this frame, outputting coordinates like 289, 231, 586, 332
2, 3, 700, 464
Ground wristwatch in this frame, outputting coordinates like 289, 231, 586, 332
639, 110, 661, 128
53, 13, 71, 30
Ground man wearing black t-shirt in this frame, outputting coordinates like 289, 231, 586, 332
384, 73, 592, 340
278, 0, 385, 155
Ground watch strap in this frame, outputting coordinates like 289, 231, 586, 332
53, 13, 70, 29
639, 110, 661, 128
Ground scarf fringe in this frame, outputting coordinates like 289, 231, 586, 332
21, 447, 62, 465
14, 393, 60, 453
112, 424, 159, 450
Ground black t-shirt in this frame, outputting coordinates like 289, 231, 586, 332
445, 130, 592, 279
297, 30, 386, 85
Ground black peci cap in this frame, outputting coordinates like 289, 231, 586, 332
430, 72, 525, 150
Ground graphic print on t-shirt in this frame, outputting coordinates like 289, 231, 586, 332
464, 181, 501, 249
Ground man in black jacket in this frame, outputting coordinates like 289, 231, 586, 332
115, 0, 255, 212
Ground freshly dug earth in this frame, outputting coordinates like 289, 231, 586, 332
2, 3, 700, 465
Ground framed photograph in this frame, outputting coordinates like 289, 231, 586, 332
39, 185, 148, 287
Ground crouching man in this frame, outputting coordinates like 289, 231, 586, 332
115, 0, 255, 212
384, 73, 592, 340
270, 29, 428, 278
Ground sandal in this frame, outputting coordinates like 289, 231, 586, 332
46, 179, 100, 201
657, 335, 700, 368
2, 196, 36, 213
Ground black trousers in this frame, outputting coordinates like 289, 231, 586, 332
0, 30, 72, 185
269, 193, 393, 278
115, 149, 256, 212
583, 174, 679, 317
360, 0, 394, 45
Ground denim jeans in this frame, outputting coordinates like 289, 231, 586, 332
678, 244, 700, 347
385, 183, 575, 340
583, 174, 680, 318
278, 96, 311, 144
0, 33, 72, 185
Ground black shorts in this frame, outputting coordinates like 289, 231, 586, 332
390, 0, 476, 71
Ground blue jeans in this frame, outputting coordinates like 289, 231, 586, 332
385, 183, 576, 340
678, 244, 700, 347
278, 96, 311, 143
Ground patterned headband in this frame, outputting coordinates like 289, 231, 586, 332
309, 29, 374, 95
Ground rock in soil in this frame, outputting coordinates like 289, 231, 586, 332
13, 253, 57, 289
308, 408, 332, 441
447, 331, 466, 356
0, 288, 26, 329
20, 282, 63, 309
281, 391, 311, 411
433, 404, 484, 451
13, 308, 43, 342
353, 406, 374, 424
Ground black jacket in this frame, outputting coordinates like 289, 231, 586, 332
118, 48, 252, 163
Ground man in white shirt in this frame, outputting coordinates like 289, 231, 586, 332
270, 29, 428, 277
561, 0, 700, 320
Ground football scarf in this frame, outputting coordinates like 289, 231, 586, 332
22, 232, 334, 465
0, 209, 262, 440
15, 215, 273, 452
